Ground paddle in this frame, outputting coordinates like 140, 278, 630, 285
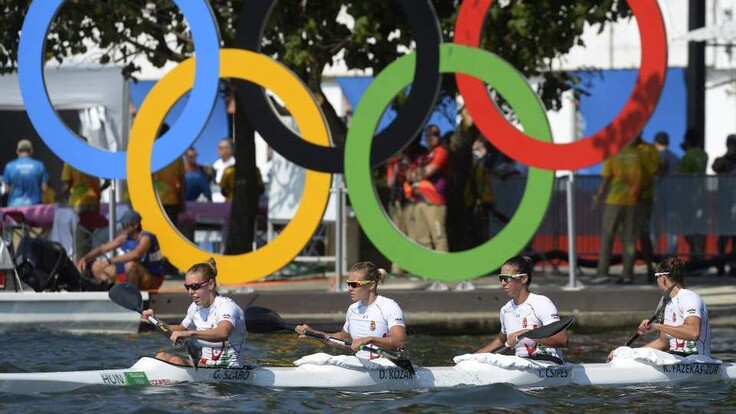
108, 282, 202, 369
624, 284, 676, 347
244, 306, 416, 375
490, 315, 576, 354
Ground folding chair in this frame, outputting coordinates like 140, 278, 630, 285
2, 210, 31, 257
74, 211, 110, 261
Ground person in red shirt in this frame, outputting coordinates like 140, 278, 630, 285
407, 125, 449, 252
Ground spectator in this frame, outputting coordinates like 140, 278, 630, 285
212, 138, 235, 203
591, 140, 643, 284
654, 132, 680, 176
653, 131, 681, 255
712, 134, 736, 276
183, 147, 212, 202
633, 134, 660, 281
77, 210, 164, 291
464, 138, 496, 244
152, 124, 185, 227
220, 165, 264, 202
409, 124, 449, 253
387, 152, 412, 275
61, 160, 110, 260
675, 129, 709, 268
2, 139, 48, 207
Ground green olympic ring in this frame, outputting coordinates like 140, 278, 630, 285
344, 43, 554, 281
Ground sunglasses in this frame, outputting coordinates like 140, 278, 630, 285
184, 280, 212, 291
498, 273, 527, 283
345, 279, 373, 289
654, 272, 670, 279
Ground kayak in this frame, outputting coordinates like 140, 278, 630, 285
1, 355, 734, 394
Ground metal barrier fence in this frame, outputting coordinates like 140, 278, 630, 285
492, 174, 736, 265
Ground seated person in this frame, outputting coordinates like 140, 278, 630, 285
77, 210, 164, 290
475, 256, 568, 364
607, 257, 711, 362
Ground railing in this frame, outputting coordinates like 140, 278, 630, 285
491, 174, 736, 266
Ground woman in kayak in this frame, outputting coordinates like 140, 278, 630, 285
296, 261, 406, 353
141, 258, 246, 367
614, 257, 711, 359
476, 256, 568, 364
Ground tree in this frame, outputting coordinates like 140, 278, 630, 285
0, 0, 631, 256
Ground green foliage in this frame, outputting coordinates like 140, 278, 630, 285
0, 0, 631, 109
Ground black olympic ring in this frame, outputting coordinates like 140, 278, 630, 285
234, 0, 442, 173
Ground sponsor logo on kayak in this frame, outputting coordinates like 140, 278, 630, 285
662, 363, 720, 375
148, 379, 171, 386
124, 371, 151, 386
213, 369, 252, 381
379, 368, 414, 380
536, 367, 570, 379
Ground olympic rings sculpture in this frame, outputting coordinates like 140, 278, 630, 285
17, 1, 667, 284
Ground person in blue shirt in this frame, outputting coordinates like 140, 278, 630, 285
183, 147, 212, 201
77, 210, 165, 290
2, 139, 48, 207
654, 132, 681, 176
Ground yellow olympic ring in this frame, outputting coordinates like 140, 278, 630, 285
128, 49, 332, 285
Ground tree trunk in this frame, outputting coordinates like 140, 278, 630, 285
225, 85, 258, 254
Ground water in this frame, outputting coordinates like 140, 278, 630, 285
1, 328, 735, 413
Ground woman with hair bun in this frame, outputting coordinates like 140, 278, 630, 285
296, 261, 406, 353
475, 256, 568, 364
630, 257, 711, 357
141, 258, 246, 367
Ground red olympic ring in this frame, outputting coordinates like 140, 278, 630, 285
454, 0, 667, 170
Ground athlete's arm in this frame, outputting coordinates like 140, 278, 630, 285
171, 320, 234, 344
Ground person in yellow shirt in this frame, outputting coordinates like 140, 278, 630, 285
219, 165, 235, 202
592, 140, 644, 284
220, 165, 264, 202
61, 164, 102, 212
151, 124, 185, 227
61, 162, 109, 261
634, 135, 661, 282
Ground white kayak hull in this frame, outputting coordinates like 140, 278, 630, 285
1, 357, 734, 394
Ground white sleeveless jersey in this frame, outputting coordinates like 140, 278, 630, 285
181, 295, 247, 367
664, 288, 711, 356
499, 293, 563, 360
342, 295, 405, 340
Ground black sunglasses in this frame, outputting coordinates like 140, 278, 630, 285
184, 280, 211, 291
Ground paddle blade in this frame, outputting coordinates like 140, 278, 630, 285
108, 282, 144, 314
244, 306, 289, 333
186, 340, 203, 370
388, 355, 416, 376
624, 285, 676, 346
653, 285, 676, 323
522, 316, 576, 341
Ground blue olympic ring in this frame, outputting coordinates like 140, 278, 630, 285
18, 0, 220, 179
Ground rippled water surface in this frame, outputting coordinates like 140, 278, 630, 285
1, 328, 735, 413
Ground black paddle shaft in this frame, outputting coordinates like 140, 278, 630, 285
108, 283, 202, 367
490, 315, 576, 354
244, 306, 416, 375
624, 285, 676, 347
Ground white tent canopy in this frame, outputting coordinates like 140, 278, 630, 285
0, 65, 127, 153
